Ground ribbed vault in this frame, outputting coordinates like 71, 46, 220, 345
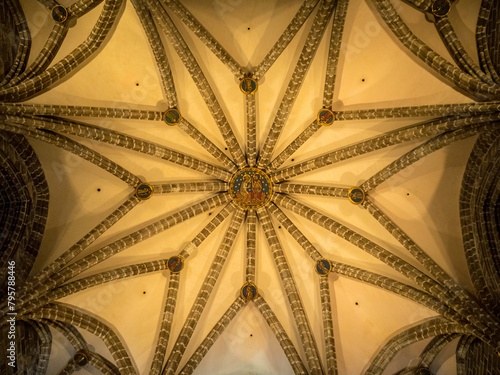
0, 0, 499, 374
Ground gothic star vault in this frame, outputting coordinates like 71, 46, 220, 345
0, 0, 499, 374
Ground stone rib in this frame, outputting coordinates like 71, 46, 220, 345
271, 113, 500, 182
26, 304, 137, 374
28, 321, 52, 374
269, 121, 322, 171
476, 0, 500, 84
6, 23, 68, 88
2, 122, 141, 187
329, 260, 461, 321
3, 114, 232, 181
272, 195, 446, 302
88, 352, 121, 375
178, 119, 237, 172
69, 0, 105, 18
258, 206, 323, 374
253, 295, 308, 375
258, 0, 336, 168
336, 102, 500, 121
371, 0, 500, 100
43, 320, 87, 351
273, 183, 347, 198
145, 0, 246, 168
419, 335, 459, 368
150, 272, 180, 375
160, 0, 244, 77
274, 194, 499, 337
253, 0, 320, 80
179, 202, 237, 259
0, 103, 162, 120
161, 208, 245, 375
365, 318, 468, 375
0, 0, 124, 102
131, 0, 178, 107
361, 123, 493, 191
267, 202, 323, 261
22, 194, 230, 307
154, 182, 228, 194
178, 297, 245, 375
319, 276, 337, 375
435, 17, 494, 84
16, 196, 139, 302
322, 0, 349, 108
246, 210, 257, 283
246, 94, 257, 167
459, 130, 500, 315
16, 260, 170, 317
0, 0, 30, 86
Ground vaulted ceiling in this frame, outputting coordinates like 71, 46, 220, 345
1, 0, 499, 374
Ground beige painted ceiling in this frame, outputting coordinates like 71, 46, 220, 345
18, 0, 485, 373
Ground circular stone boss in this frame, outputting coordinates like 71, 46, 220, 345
229, 167, 272, 210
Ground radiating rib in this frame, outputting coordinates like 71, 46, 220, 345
396, 334, 459, 374
257, 0, 336, 168
28, 321, 52, 374
371, 0, 500, 100
253, 295, 308, 375
361, 123, 494, 191
0, 103, 162, 120
322, 0, 349, 108
246, 94, 257, 166
1, 122, 142, 187
18, 194, 230, 309
329, 260, 462, 322
271, 113, 500, 182
154, 181, 228, 194
150, 272, 180, 375
162, 208, 245, 375
0, 0, 30, 87
131, 0, 179, 107
43, 320, 87, 351
476, 0, 500, 83
269, 120, 322, 171
246, 210, 257, 283
365, 318, 469, 375
273, 183, 347, 197
69, 0, 106, 18
159, 0, 245, 77
4, 114, 233, 181
16, 259, 170, 317
266, 202, 323, 261
274, 194, 498, 335
0, 0, 124, 102
258, 206, 323, 374
253, 0, 320, 80
6, 23, 69, 88
179, 202, 237, 259
319, 276, 337, 375
178, 297, 245, 375
178, 119, 237, 172
15, 196, 139, 302
435, 17, 495, 84
26, 304, 137, 374
335, 102, 500, 121
144, 0, 247, 168
88, 352, 121, 375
